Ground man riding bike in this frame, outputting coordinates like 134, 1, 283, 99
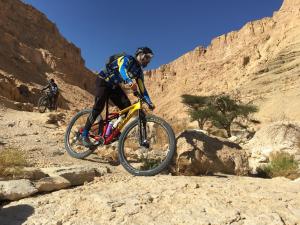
81, 47, 155, 148
41, 78, 59, 110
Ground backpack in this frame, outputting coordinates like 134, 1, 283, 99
50, 83, 58, 94
105, 52, 127, 70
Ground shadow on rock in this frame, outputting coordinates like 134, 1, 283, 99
0, 204, 34, 225
171, 130, 249, 176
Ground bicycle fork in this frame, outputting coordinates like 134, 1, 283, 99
138, 110, 149, 148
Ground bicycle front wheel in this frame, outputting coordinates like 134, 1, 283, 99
118, 115, 176, 176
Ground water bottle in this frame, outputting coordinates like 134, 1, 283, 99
105, 121, 113, 137
113, 115, 125, 129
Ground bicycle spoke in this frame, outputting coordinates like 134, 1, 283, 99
122, 120, 171, 171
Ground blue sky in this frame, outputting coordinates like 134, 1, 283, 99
24, 0, 282, 70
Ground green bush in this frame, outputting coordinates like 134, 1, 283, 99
181, 94, 258, 137
257, 152, 300, 179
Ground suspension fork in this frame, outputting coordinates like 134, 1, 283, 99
138, 109, 149, 148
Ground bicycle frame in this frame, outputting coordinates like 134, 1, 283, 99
90, 99, 143, 145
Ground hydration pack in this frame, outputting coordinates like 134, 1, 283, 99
105, 52, 126, 69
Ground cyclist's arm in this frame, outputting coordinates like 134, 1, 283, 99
136, 77, 152, 105
41, 84, 50, 91
117, 56, 133, 84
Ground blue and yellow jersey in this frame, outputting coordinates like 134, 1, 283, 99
98, 55, 152, 104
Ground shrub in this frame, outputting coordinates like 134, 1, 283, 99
0, 148, 28, 178
257, 152, 300, 179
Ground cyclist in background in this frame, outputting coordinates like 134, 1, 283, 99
41, 78, 59, 110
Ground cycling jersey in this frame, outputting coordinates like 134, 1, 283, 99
98, 55, 152, 105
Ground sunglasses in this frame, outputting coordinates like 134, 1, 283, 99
142, 53, 153, 60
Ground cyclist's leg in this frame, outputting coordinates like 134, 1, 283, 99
48, 92, 54, 109
109, 85, 131, 110
82, 78, 109, 147
51, 94, 56, 109
54, 92, 59, 110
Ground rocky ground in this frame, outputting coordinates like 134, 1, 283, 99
0, 107, 300, 225
1, 174, 300, 225
0, 107, 117, 169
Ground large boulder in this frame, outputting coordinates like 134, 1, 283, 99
172, 130, 249, 175
0, 179, 38, 201
245, 122, 300, 173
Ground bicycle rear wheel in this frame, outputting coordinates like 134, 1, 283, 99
118, 115, 176, 176
38, 96, 48, 113
64, 109, 100, 159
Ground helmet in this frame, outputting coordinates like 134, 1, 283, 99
135, 47, 154, 57
50, 79, 54, 83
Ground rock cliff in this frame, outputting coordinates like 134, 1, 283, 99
0, 0, 95, 110
145, 0, 300, 124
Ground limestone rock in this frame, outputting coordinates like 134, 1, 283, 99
34, 176, 71, 192
1, 167, 48, 181
40, 166, 108, 186
172, 130, 249, 175
144, 0, 300, 126
0, 0, 95, 111
245, 121, 300, 172
0, 179, 38, 201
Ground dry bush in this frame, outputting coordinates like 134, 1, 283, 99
0, 148, 28, 178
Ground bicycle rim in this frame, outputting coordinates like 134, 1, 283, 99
119, 116, 175, 176
38, 97, 48, 113
65, 109, 100, 158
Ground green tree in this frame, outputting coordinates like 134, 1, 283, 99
182, 94, 258, 137
182, 94, 212, 129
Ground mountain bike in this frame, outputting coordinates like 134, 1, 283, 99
64, 92, 176, 176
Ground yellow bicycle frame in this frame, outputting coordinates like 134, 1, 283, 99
116, 100, 142, 130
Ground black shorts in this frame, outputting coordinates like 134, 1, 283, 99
93, 77, 131, 112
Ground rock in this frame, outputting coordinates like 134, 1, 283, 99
7, 121, 16, 127
293, 177, 300, 183
40, 166, 108, 186
1, 167, 48, 181
0, 0, 96, 112
245, 122, 300, 173
228, 136, 238, 142
52, 149, 65, 156
13, 102, 34, 112
34, 176, 71, 192
0, 179, 38, 201
46, 113, 66, 125
171, 130, 249, 175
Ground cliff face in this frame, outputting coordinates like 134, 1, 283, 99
145, 0, 300, 124
0, 0, 95, 110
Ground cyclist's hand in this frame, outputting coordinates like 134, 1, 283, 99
148, 103, 155, 111
128, 82, 138, 92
